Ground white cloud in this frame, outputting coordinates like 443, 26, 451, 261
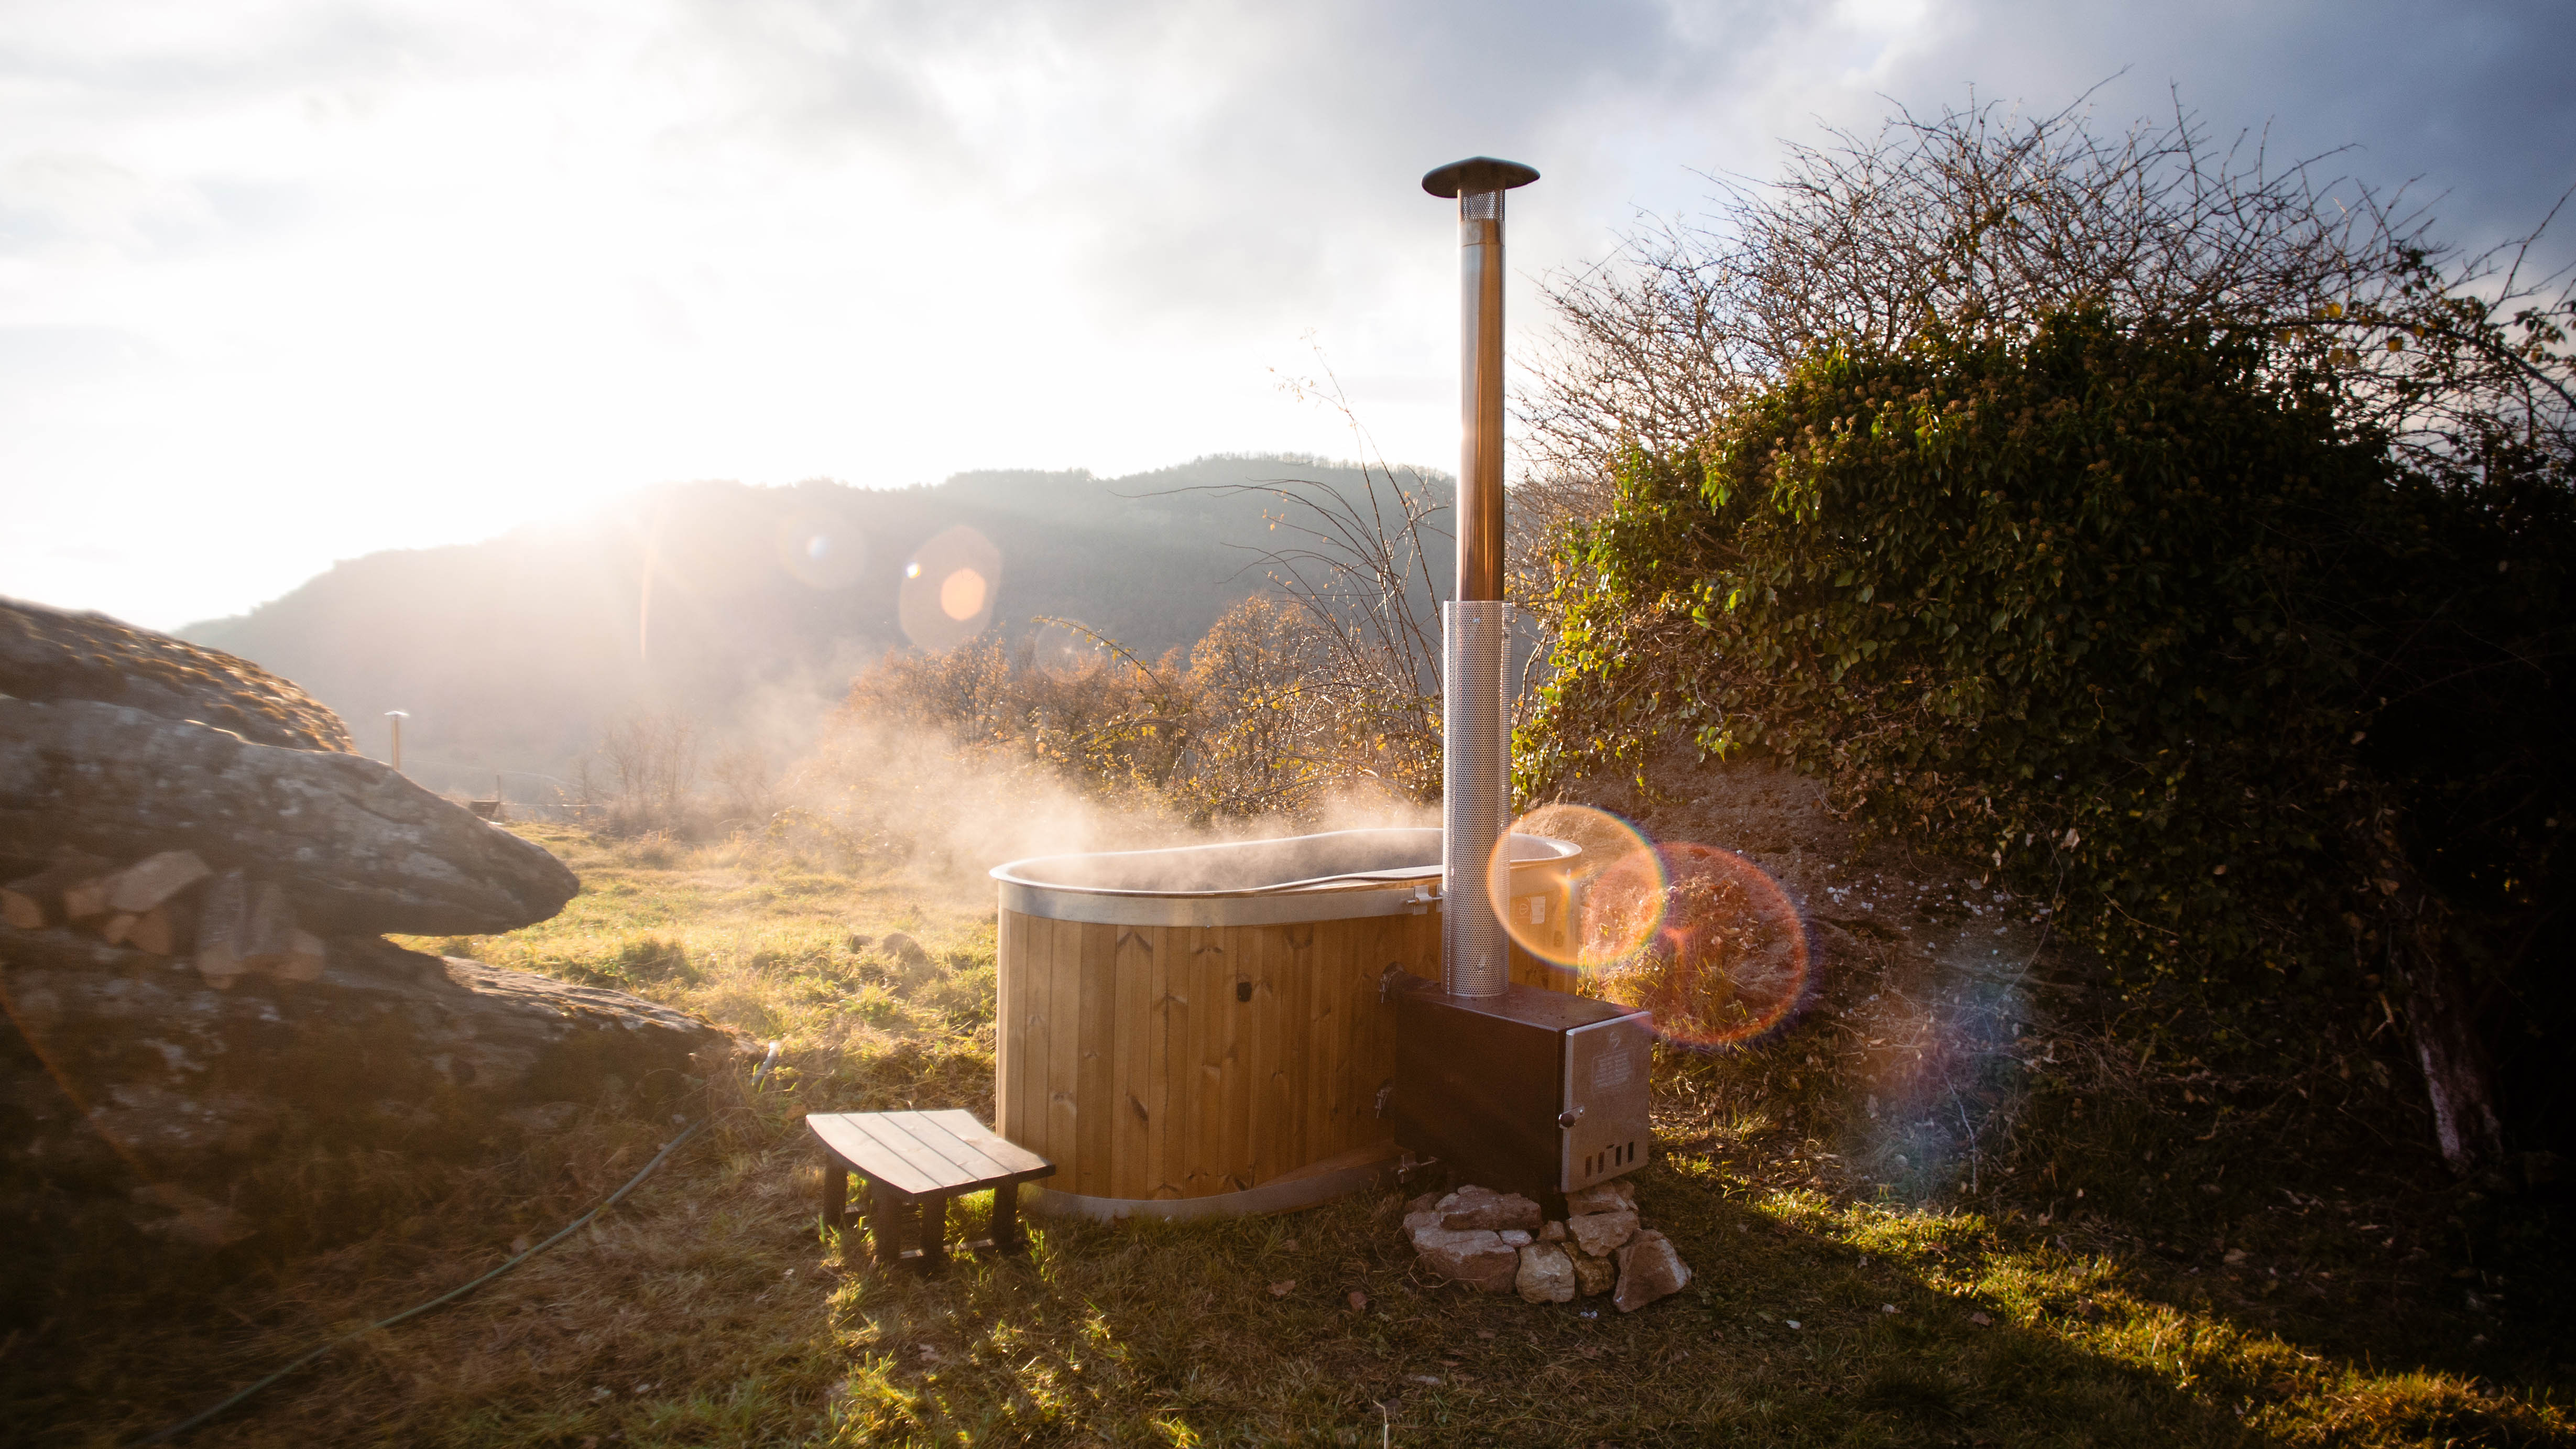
0, 0, 2564, 628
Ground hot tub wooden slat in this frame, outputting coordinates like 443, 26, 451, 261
1199, 927, 1229, 1194
999, 900, 1418, 1205
1046, 915, 1076, 1169
1005, 911, 1031, 1152
1017, 913, 1049, 1164
1306, 921, 1341, 1165
1222, 923, 1257, 1191
1076, 920, 1115, 1199
1346, 918, 1388, 1150
1111, 925, 1152, 1199
1044, 917, 1080, 1170
1169, 923, 1195, 1196
1014, 912, 1045, 1160
996, 830, 1581, 1212
1309, 921, 1339, 1158
1178, 928, 1209, 1196
1214, 927, 1248, 1193
1178, 926, 1214, 1198
1342, 919, 1376, 1158
1146, 922, 1175, 1199
995, 908, 1021, 1142
1167, 928, 1200, 1197
1282, 922, 1316, 1175
1246, 923, 1281, 1189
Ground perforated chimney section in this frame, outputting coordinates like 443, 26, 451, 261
1440, 598, 1511, 996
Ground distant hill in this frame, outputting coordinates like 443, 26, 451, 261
180, 455, 1455, 800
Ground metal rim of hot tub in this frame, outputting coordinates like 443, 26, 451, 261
992, 826, 1577, 927
990, 827, 1581, 1217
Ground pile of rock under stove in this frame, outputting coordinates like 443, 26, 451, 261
1403, 1180, 1693, 1312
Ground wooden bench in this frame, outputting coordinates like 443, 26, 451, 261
806, 1109, 1055, 1269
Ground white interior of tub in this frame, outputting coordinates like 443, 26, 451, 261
992, 825, 1577, 899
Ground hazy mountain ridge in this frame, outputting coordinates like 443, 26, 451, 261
180, 455, 1455, 798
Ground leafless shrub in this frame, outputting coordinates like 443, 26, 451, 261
852, 629, 1196, 796
808, 579, 1435, 834
1189, 464, 1450, 805
709, 743, 778, 825
1524, 86, 2573, 505
588, 711, 703, 836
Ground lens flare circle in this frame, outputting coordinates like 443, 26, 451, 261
1488, 804, 1665, 971
1588, 842, 1813, 1052
775, 513, 867, 589
1033, 619, 1108, 682
939, 567, 989, 621
898, 525, 1001, 650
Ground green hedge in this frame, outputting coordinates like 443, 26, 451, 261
1525, 311, 2570, 1042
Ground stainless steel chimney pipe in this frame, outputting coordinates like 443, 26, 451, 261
1424, 156, 1537, 998
1425, 157, 1536, 602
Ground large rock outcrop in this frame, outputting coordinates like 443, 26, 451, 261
0, 696, 576, 934
0, 600, 717, 1269
2, 928, 734, 1246
0, 595, 355, 754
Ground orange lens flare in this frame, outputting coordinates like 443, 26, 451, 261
898, 525, 1001, 650
938, 566, 988, 621
1586, 842, 1812, 1051
1489, 804, 1664, 971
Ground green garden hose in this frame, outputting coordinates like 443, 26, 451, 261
134, 1041, 782, 1445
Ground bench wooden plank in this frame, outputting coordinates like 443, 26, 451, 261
887, 1109, 1055, 1185
876, 1109, 1019, 1184
921, 1108, 1055, 1180
808, 1116, 945, 1196
836, 1113, 984, 1194
810, 1110, 1055, 1271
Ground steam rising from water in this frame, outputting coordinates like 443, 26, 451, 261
778, 701, 1437, 894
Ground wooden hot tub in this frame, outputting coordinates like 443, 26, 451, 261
991, 826, 1577, 1218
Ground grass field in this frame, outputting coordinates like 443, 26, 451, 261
34, 823, 2572, 1447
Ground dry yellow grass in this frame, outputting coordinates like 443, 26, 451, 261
14, 824, 2568, 1448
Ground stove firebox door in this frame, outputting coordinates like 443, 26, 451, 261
1562, 1011, 1653, 1192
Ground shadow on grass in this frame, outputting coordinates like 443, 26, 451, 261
35, 1131, 2562, 1448
804, 1169, 2273, 1448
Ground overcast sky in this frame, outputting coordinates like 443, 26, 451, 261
5, 0, 2569, 629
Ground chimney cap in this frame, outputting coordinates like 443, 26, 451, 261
1422, 157, 1540, 198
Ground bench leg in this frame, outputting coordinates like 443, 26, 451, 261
869, 1184, 910, 1268
821, 1150, 848, 1237
850, 1171, 878, 1263
990, 1182, 1024, 1254
919, 1194, 948, 1271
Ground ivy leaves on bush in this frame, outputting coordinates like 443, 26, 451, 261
1525, 310, 2569, 1036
